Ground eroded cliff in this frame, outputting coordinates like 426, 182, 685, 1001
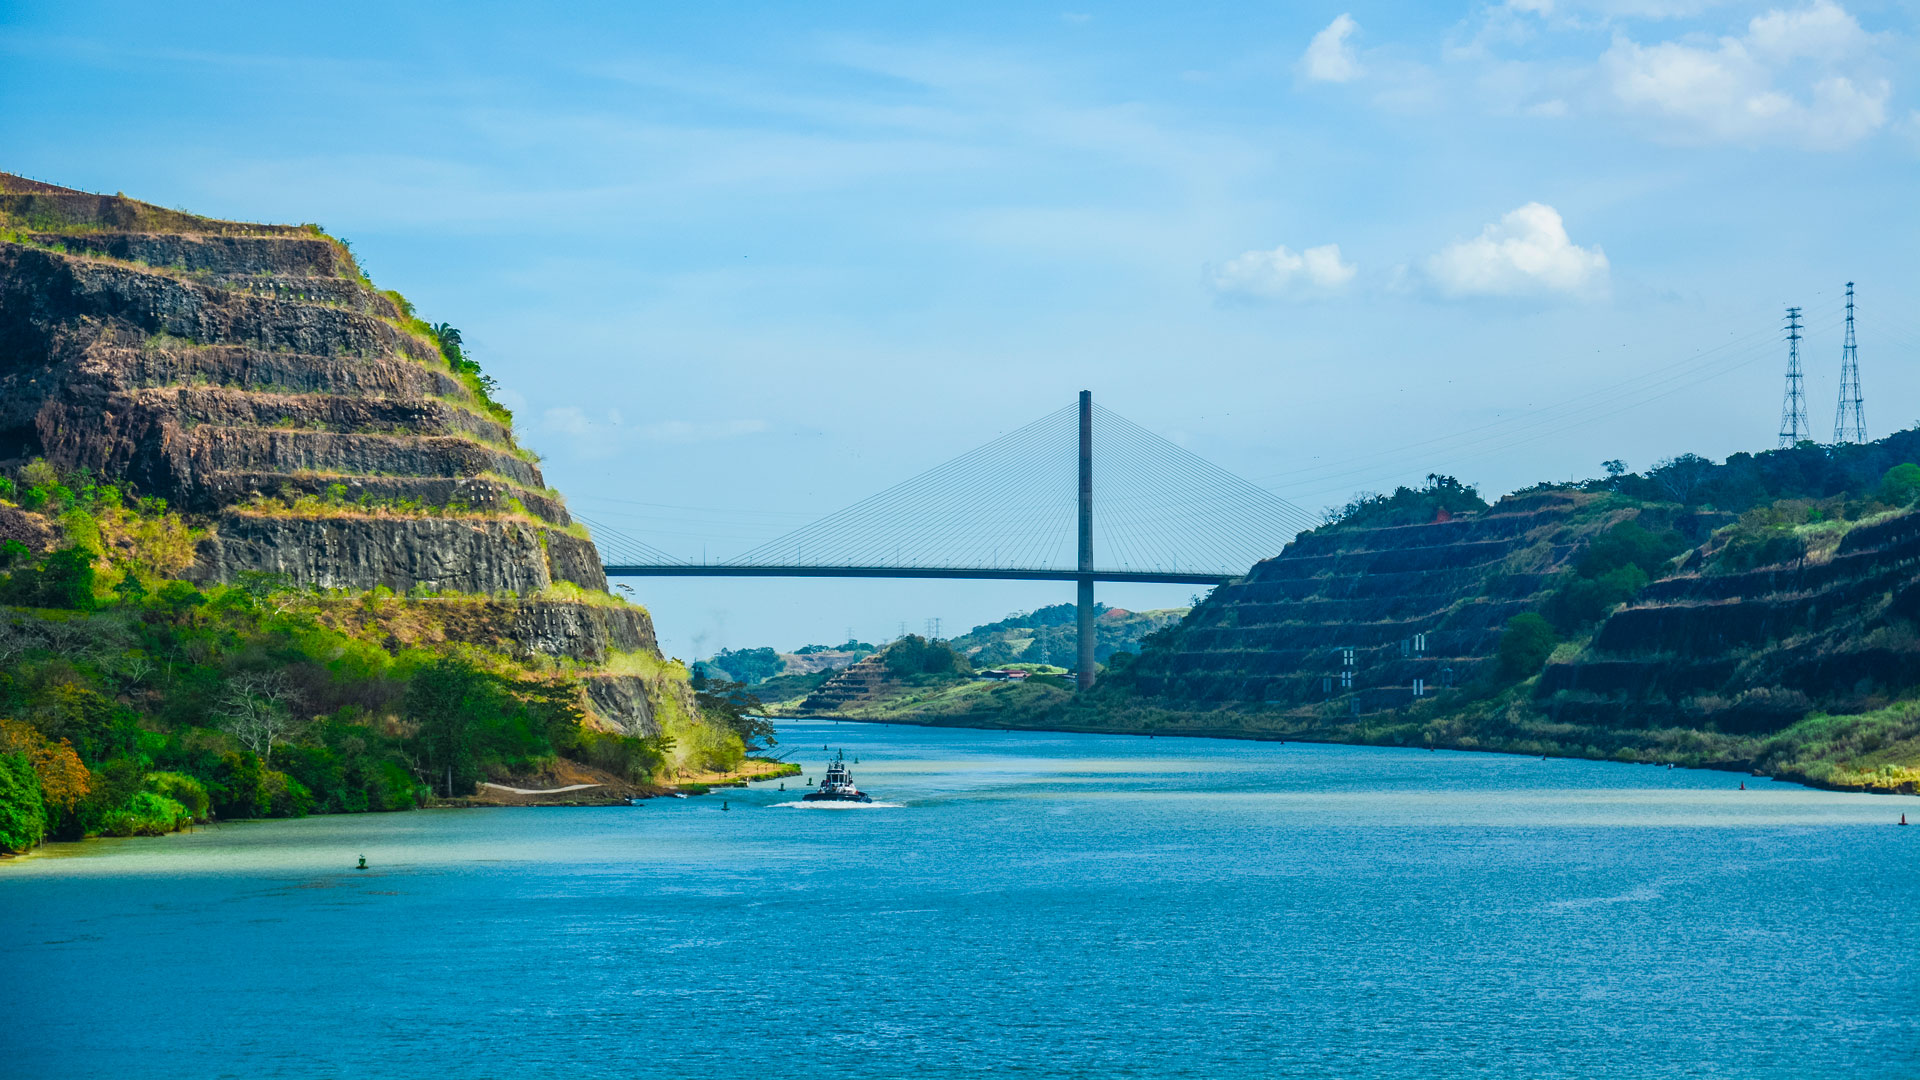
0, 173, 677, 735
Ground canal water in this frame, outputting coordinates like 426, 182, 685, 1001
3, 720, 1915, 1079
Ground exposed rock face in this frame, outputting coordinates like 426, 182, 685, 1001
0, 174, 663, 733
1539, 508, 1920, 732
1123, 492, 1611, 712
196, 515, 559, 595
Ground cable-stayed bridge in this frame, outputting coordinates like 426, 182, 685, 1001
587, 392, 1316, 688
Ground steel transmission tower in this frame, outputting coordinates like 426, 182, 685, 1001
1833, 282, 1866, 444
1778, 306, 1806, 448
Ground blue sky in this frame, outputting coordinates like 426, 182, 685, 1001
5, 0, 1918, 657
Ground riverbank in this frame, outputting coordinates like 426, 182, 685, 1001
791, 700, 1920, 797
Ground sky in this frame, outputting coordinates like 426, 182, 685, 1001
4, 0, 1918, 658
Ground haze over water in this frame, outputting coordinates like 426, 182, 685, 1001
4, 721, 1915, 1079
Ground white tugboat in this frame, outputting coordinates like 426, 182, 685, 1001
802, 751, 873, 803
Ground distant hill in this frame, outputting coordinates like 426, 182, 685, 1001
930, 445, 1920, 795
947, 602, 1188, 667
694, 640, 874, 686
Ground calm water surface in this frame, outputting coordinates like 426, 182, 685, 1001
3, 721, 1916, 1079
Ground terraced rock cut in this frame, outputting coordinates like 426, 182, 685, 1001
0, 172, 668, 734
1122, 492, 1620, 711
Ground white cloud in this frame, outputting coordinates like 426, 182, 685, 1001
1302, 15, 1364, 83
1505, 0, 1735, 19
1210, 243, 1357, 300
640, 418, 770, 442
1423, 203, 1608, 299
537, 407, 767, 455
1745, 0, 1866, 62
1601, 0, 1888, 149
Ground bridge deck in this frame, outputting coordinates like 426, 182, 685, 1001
600, 564, 1234, 585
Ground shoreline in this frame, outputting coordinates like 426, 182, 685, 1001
782, 711, 1920, 799
0, 757, 805, 862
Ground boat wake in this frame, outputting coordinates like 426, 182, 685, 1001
772, 800, 904, 809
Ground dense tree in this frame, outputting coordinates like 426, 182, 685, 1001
693, 674, 776, 751
1498, 614, 1557, 679
0, 753, 46, 853
706, 646, 784, 685
404, 658, 497, 797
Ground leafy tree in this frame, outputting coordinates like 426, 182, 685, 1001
883, 635, 972, 677
1498, 613, 1557, 679
1545, 566, 1648, 632
692, 673, 776, 750
1877, 463, 1920, 506
707, 646, 784, 685
404, 657, 499, 797
30, 683, 123, 763
0, 546, 97, 609
1324, 474, 1488, 529
212, 751, 269, 819
0, 753, 46, 853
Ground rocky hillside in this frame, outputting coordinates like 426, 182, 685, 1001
0, 173, 680, 734
1541, 505, 1920, 733
1120, 491, 1614, 708
907, 453, 1920, 795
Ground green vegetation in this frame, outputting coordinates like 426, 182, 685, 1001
947, 603, 1186, 667
698, 646, 784, 686
1541, 519, 1685, 632
883, 635, 972, 677
1497, 614, 1557, 679
426, 322, 514, 427
1323, 473, 1488, 529
797, 640, 874, 655
691, 673, 777, 751
0, 461, 749, 855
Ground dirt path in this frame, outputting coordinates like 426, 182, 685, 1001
477, 781, 603, 796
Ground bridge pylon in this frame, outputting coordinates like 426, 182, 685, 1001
1077, 390, 1095, 691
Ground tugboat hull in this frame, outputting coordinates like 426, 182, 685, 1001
805, 752, 874, 802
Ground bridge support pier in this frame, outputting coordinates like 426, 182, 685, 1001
1077, 390, 1095, 691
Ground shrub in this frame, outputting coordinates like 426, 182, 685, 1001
213, 751, 270, 818
95, 791, 192, 837
1324, 474, 1489, 529
571, 730, 670, 783
1877, 463, 1920, 506
1498, 613, 1557, 679
262, 770, 314, 817
1546, 565, 1649, 632
146, 771, 210, 821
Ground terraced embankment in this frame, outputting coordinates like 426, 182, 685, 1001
0, 173, 681, 735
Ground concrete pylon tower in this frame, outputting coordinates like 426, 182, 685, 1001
1833, 283, 1866, 444
1076, 390, 1096, 691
